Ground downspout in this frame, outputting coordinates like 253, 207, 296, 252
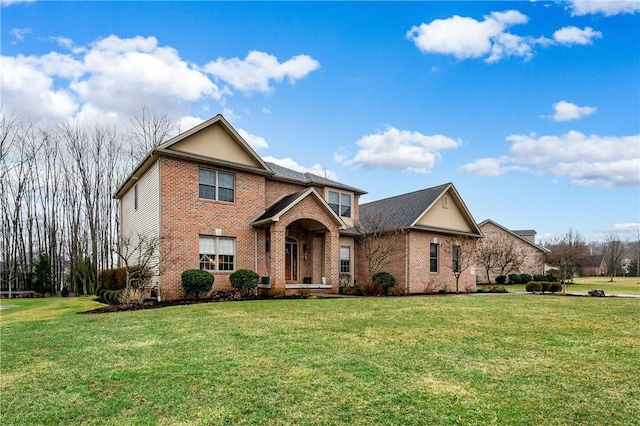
254, 229, 258, 273
405, 231, 409, 295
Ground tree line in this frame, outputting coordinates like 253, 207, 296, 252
0, 106, 175, 296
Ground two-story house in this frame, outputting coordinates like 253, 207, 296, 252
115, 114, 482, 300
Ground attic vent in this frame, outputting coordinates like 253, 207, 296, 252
442, 195, 449, 209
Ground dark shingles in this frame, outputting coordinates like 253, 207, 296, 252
266, 162, 366, 195
252, 189, 308, 223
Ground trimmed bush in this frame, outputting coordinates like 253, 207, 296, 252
520, 274, 533, 284
229, 269, 259, 295
540, 281, 551, 293
181, 269, 214, 299
495, 275, 506, 284
525, 281, 542, 293
387, 285, 406, 296
372, 272, 396, 294
549, 282, 562, 293
508, 274, 520, 284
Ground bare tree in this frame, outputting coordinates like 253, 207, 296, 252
355, 211, 401, 281
603, 234, 626, 282
441, 237, 477, 293
127, 105, 175, 163
494, 237, 526, 280
475, 238, 498, 283
545, 229, 589, 291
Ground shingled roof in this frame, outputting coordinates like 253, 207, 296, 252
358, 182, 482, 237
266, 162, 366, 195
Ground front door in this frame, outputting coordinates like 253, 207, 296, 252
285, 237, 298, 281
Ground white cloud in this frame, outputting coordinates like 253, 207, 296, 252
407, 10, 606, 63
9, 27, 30, 42
461, 131, 640, 187
336, 126, 462, 173
1, 0, 36, 6
237, 128, 269, 150
203, 50, 320, 93
550, 100, 597, 121
263, 156, 338, 181
553, 26, 602, 45
602, 223, 640, 233
567, 0, 640, 16
406, 10, 537, 62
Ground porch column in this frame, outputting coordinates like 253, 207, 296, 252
325, 230, 340, 293
268, 224, 286, 291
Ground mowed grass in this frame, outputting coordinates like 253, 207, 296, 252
1, 295, 639, 425
505, 276, 640, 295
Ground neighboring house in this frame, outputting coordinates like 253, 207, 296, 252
477, 219, 550, 283
115, 115, 484, 300
582, 255, 605, 276
356, 184, 483, 294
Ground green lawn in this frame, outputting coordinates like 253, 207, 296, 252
1, 296, 639, 425
503, 276, 640, 295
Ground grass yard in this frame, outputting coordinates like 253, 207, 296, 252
503, 276, 640, 295
1, 295, 639, 425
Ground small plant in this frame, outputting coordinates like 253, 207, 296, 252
118, 287, 146, 305
297, 288, 310, 297
525, 281, 542, 293
359, 281, 383, 296
372, 272, 396, 294
61, 286, 70, 297
339, 273, 352, 287
229, 269, 259, 296
549, 282, 562, 293
479, 285, 507, 293
540, 281, 551, 293
181, 269, 214, 299
387, 285, 406, 296
495, 275, 506, 284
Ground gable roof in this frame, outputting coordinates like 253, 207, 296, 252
478, 219, 551, 253
251, 187, 347, 229
359, 182, 482, 237
582, 254, 604, 268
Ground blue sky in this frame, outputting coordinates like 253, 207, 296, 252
2, 0, 639, 242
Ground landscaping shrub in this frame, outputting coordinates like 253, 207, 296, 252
387, 285, 406, 296
495, 275, 506, 284
32, 253, 54, 296
61, 286, 69, 297
372, 272, 396, 294
525, 281, 542, 293
478, 285, 507, 293
508, 274, 520, 284
229, 269, 259, 295
359, 281, 383, 296
540, 281, 551, 293
98, 288, 108, 298
118, 287, 146, 305
534, 274, 556, 283
519, 274, 533, 284
181, 269, 214, 299
549, 282, 562, 293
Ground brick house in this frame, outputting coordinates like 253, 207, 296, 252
477, 219, 550, 283
356, 184, 483, 294
115, 115, 482, 300
582, 255, 605, 276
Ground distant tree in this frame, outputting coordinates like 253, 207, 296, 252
475, 238, 498, 283
545, 229, 589, 291
441, 237, 477, 293
32, 252, 53, 296
493, 237, 526, 280
127, 105, 176, 163
603, 234, 626, 282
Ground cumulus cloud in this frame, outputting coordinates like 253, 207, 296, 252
553, 26, 602, 45
237, 128, 269, 150
263, 156, 338, 181
1, 35, 317, 128
567, 0, 640, 16
202, 50, 320, 93
601, 222, 640, 233
9, 27, 30, 42
407, 10, 604, 62
460, 131, 640, 187
549, 100, 597, 121
335, 126, 462, 173
1, 0, 36, 6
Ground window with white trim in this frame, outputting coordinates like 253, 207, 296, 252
340, 246, 351, 273
430, 243, 439, 273
199, 168, 235, 202
328, 190, 351, 218
199, 236, 236, 271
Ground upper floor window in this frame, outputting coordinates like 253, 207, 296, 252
328, 190, 351, 218
199, 236, 236, 272
199, 168, 235, 202
452, 245, 460, 273
430, 243, 439, 273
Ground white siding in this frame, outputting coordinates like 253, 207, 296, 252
119, 160, 161, 285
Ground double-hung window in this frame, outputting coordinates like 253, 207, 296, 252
199, 236, 236, 272
430, 243, 439, 273
328, 191, 351, 218
340, 246, 351, 274
199, 168, 235, 202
